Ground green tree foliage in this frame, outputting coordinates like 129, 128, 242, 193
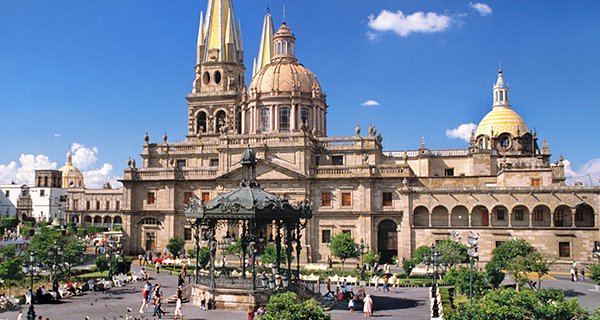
188, 247, 210, 268
436, 239, 469, 268
26, 226, 86, 278
261, 244, 287, 265
167, 236, 186, 258
0, 218, 19, 234
96, 255, 109, 272
413, 245, 431, 264
362, 251, 380, 266
95, 255, 132, 275
447, 288, 589, 320
258, 291, 331, 320
590, 261, 600, 285
485, 239, 536, 289
443, 267, 489, 296
328, 232, 358, 270
0, 257, 23, 284
401, 258, 417, 278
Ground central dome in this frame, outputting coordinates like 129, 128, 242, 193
475, 106, 529, 138
249, 59, 321, 95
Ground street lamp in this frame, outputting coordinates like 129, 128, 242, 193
467, 232, 480, 304
423, 244, 442, 318
21, 251, 36, 320
47, 240, 63, 297
451, 230, 461, 268
358, 239, 369, 280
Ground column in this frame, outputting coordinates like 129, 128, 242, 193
468, 210, 472, 227
448, 211, 451, 227
571, 209, 576, 229
529, 210, 533, 228
550, 210, 555, 228
508, 208, 512, 227
241, 108, 246, 134
291, 104, 297, 131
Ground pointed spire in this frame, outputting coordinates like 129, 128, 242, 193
492, 68, 510, 108
420, 136, 427, 149
201, 0, 242, 63
542, 138, 550, 155
66, 150, 73, 165
197, 11, 205, 47
254, 11, 274, 75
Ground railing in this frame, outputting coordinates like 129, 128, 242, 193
315, 165, 410, 178
384, 148, 499, 158
123, 168, 218, 181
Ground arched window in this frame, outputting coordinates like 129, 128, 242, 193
197, 111, 207, 134
260, 108, 270, 132
301, 108, 310, 127
215, 110, 226, 133
279, 107, 290, 132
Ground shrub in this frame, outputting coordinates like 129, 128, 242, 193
443, 267, 489, 296
258, 291, 331, 320
590, 261, 600, 285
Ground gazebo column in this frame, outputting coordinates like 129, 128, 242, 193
285, 223, 293, 277
208, 220, 217, 289
295, 223, 302, 280
241, 220, 248, 279
275, 221, 282, 273
250, 221, 257, 291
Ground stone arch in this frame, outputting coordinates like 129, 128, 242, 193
471, 205, 489, 227
377, 219, 398, 264
431, 206, 449, 227
113, 215, 123, 225
511, 205, 530, 228
71, 214, 79, 224
413, 206, 429, 227
83, 215, 92, 226
532, 205, 551, 227
196, 110, 207, 134
575, 203, 595, 227
553, 205, 572, 228
214, 109, 227, 133
491, 205, 509, 227
93, 215, 102, 226
103, 216, 112, 228
451, 205, 469, 227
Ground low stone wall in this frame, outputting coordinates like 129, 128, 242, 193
189, 284, 270, 311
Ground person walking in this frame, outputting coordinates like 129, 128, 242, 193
348, 293, 356, 313
363, 293, 373, 317
570, 267, 575, 282
17, 311, 23, 320
200, 290, 207, 310
173, 289, 183, 320
581, 268, 586, 282
139, 286, 149, 314
181, 264, 187, 279
247, 306, 255, 320
153, 294, 165, 318
156, 260, 162, 275
574, 267, 579, 282
138, 254, 143, 265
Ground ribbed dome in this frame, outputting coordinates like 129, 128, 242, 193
59, 151, 84, 188
475, 106, 529, 138
249, 59, 321, 95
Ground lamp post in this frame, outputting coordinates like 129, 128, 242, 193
358, 239, 369, 280
451, 230, 461, 268
47, 240, 63, 297
423, 244, 442, 318
467, 232, 480, 304
21, 251, 36, 320
105, 235, 123, 281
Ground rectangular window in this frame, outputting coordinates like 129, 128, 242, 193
184, 227, 192, 241
147, 192, 156, 205
341, 192, 351, 207
515, 209, 524, 221
332, 155, 344, 166
531, 178, 542, 187
96, 201, 100, 210
184, 192, 193, 205
106, 201, 110, 211
534, 209, 544, 221
5, 190, 9, 197
342, 229, 351, 236
321, 192, 332, 207
444, 168, 455, 177
321, 230, 331, 244
301, 108, 310, 126
279, 107, 290, 131
260, 108, 270, 132
176, 159, 186, 169
497, 209, 505, 221
86, 201, 91, 211
209, 158, 219, 167
559, 242, 571, 258
555, 209, 564, 227
115, 201, 120, 211
382, 192, 393, 207
73, 199, 79, 210
40, 190, 45, 197
495, 241, 505, 248
202, 192, 211, 203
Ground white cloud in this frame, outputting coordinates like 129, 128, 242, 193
0, 154, 57, 185
71, 143, 99, 170
563, 158, 600, 186
361, 100, 380, 107
469, 2, 492, 16
83, 163, 122, 189
54, 133, 61, 138
446, 123, 478, 142
368, 10, 453, 38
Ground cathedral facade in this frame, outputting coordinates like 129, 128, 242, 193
66, 0, 598, 269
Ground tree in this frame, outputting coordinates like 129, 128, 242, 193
436, 239, 469, 268
413, 245, 431, 264
328, 233, 358, 270
188, 247, 210, 268
167, 236, 186, 258
447, 288, 589, 320
224, 238, 244, 266
362, 251, 380, 266
261, 244, 287, 265
443, 267, 488, 296
485, 239, 537, 290
258, 291, 331, 320
26, 226, 86, 279
402, 258, 417, 278
590, 261, 600, 285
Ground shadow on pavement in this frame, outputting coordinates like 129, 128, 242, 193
329, 295, 424, 312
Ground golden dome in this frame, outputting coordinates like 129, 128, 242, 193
475, 106, 529, 138
59, 151, 84, 188
249, 59, 321, 95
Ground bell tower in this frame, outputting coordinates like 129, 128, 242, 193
187, 0, 245, 138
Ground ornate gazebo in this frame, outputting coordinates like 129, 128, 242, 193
184, 146, 312, 310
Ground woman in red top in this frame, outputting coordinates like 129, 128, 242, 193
247, 306, 255, 320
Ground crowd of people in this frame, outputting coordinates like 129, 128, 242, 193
324, 280, 374, 317
570, 261, 587, 282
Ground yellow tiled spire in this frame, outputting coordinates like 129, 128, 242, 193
253, 11, 274, 75
198, 0, 242, 63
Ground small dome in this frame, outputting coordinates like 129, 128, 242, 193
249, 60, 321, 95
59, 151, 84, 188
475, 106, 529, 138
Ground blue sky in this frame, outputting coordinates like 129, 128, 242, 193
1, 0, 599, 187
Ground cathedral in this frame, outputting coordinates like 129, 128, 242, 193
65, 0, 598, 269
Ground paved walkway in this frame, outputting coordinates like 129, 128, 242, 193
1, 263, 431, 320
